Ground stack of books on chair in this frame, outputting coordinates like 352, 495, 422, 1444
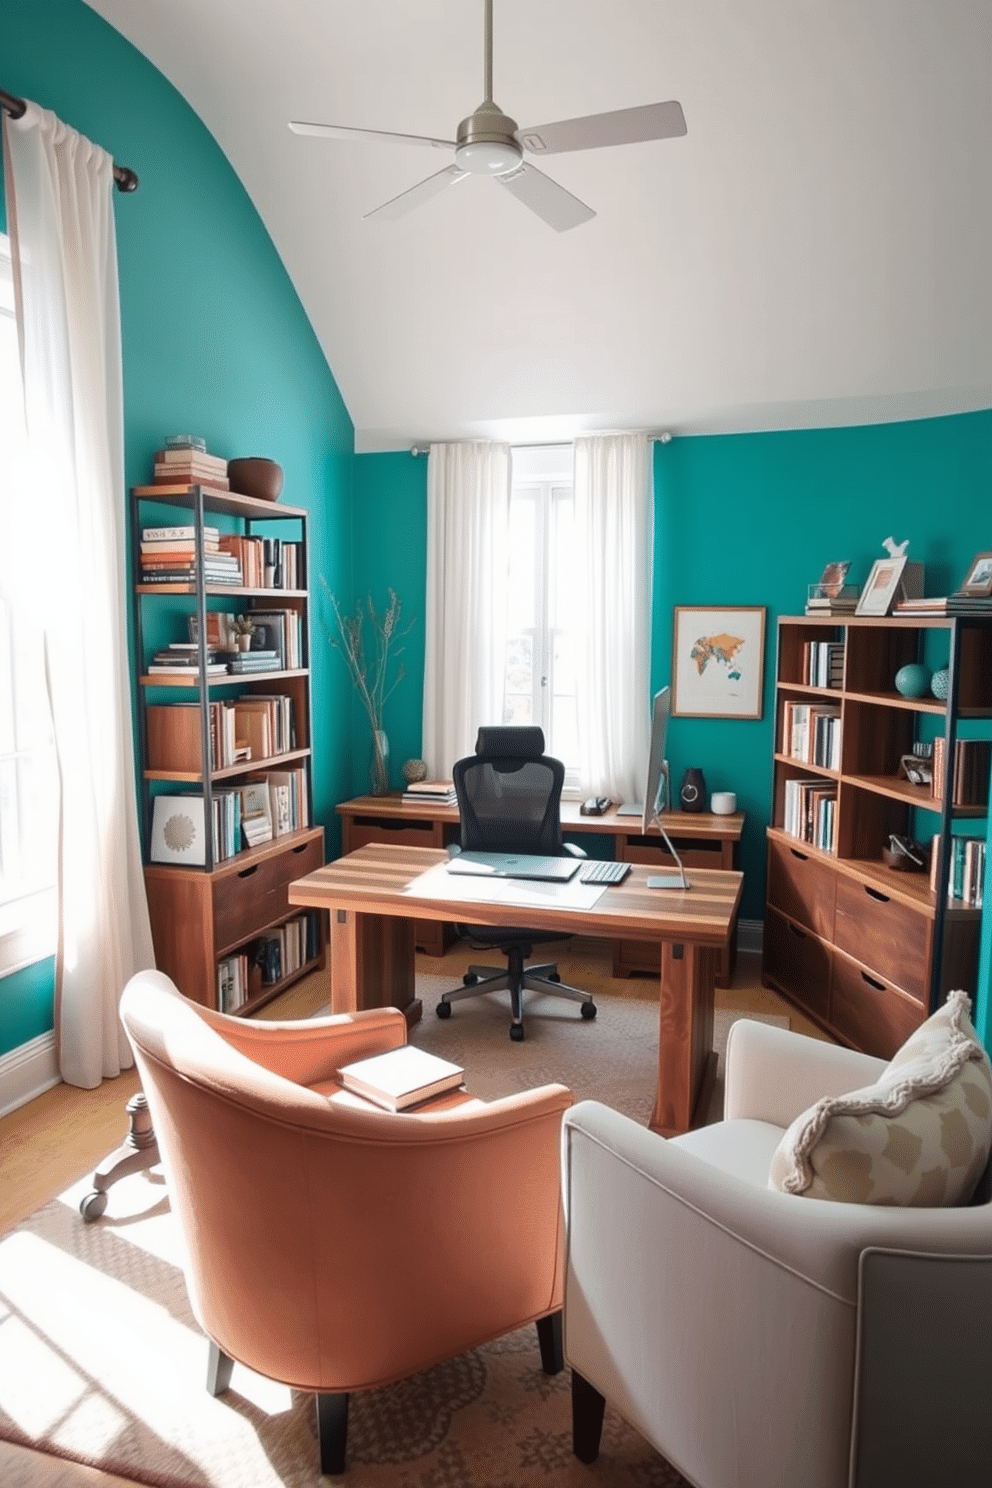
402, 779, 457, 805
152, 435, 230, 491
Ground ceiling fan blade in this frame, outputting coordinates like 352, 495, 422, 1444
289, 120, 455, 151
517, 99, 687, 155
364, 164, 469, 222
495, 162, 595, 233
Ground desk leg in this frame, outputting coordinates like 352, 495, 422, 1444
328, 909, 422, 1028
649, 941, 719, 1137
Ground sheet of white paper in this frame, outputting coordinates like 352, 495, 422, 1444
403, 860, 609, 911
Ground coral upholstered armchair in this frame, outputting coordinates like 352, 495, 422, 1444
119, 969, 571, 1476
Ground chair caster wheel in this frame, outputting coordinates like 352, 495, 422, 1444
436, 1001, 452, 1019
510, 1024, 525, 1042
581, 1002, 597, 1020
463, 972, 479, 986
79, 1190, 108, 1222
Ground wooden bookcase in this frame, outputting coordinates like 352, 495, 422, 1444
762, 614, 992, 1057
132, 482, 325, 1013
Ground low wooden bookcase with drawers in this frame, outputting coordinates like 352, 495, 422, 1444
762, 613, 992, 1058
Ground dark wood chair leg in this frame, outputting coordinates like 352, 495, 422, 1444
572, 1368, 606, 1463
316, 1391, 349, 1476
536, 1309, 563, 1374
206, 1340, 234, 1397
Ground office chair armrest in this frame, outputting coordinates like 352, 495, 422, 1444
199, 1004, 409, 1088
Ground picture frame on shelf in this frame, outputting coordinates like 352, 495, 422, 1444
956, 552, 992, 598
672, 605, 766, 719
855, 556, 906, 616
150, 794, 206, 865
813, 560, 851, 598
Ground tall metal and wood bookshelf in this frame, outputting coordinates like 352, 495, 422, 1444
131, 482, 325, 1013
762, 613, 992, 1057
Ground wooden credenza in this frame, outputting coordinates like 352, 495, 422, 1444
336, 796, 744, 986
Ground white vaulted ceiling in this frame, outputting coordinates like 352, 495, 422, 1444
86, 0, 992, 451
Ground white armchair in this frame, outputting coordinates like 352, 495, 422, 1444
562, 1019, 992, 1488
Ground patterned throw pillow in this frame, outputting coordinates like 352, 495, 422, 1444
768, 990, 992, 1205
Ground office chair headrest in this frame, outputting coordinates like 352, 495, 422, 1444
475, 726, 546, 759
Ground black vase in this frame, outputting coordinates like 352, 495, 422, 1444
679, 767, 707, 813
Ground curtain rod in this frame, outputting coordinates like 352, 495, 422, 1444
0, 86, 139, 192
409, 433, 673, 456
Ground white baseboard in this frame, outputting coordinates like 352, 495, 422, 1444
737, 918, 764, 956
0, 1031, 60, 1119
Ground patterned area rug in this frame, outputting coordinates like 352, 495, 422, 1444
0, 984, 785, 1488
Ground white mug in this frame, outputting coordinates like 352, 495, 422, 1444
710, 791, 737, 815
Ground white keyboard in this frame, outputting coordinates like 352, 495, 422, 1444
579, 859, 631, 885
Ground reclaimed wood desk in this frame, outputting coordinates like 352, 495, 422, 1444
336, 794, 744, 985
288, 842, 743, 1137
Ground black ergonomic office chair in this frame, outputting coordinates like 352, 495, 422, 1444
436, 726, 597, 1042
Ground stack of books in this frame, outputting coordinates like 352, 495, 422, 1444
805, 588, 859, 616
894, 595, 992, 616
402, 778, 457, 805
215, 648, 280, 674
147, 642, 227, 677
153, 435, 230, 491
140, 523, 243, 586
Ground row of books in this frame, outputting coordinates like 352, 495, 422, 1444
146, 642, 282, 677
931, 737, 991, 807
780, 702, 842, 770
782, 777, 837, 850
402, 778, 457, 805
250, 912, 321, 992
930, 835, 986, 907
219, 534, 303, 591
146, 697, 297, 772
801, 640, 844, 688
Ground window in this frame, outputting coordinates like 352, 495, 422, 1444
0, 235, 58, 973
502, 446, 580, 785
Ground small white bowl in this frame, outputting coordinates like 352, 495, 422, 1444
710, 791, 737, 815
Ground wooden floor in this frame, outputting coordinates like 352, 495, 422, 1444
0, 939, 821, 1487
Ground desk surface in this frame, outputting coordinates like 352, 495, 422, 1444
290, 842, 742, 948
338, 793, 744, 842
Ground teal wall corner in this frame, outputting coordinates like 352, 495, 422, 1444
0, 959, 57, 1056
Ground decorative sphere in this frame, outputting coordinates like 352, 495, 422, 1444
894, 663, 932, 698
931, 667, 950, 700
402, 758, 428, 784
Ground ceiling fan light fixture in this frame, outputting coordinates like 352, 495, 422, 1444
454, 137, 522, 175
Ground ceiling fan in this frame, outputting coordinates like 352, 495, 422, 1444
289, 0, 686, 232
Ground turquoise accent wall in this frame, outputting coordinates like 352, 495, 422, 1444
0, 0, 354, 1058
356, 408, 992, 933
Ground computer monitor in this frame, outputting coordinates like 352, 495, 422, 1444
641, 685, 687, 890
641, 686, 672, 836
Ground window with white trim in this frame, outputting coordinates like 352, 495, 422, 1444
502, 446, 580, 787
0, 234, 58, 974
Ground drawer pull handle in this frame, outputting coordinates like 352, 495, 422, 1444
292, 842, 310, 855
789, 848, 809, 862
864, 886, 890, 904
238, 864, 259, 881
860, 970, 886, 992
787, 922, 807, 941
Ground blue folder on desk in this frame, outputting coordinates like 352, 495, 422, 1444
445, 850, 580, 883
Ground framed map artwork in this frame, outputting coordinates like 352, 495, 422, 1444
671, 606, 766, 719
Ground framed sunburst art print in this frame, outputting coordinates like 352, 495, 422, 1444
150, 794, 206, 865
672, 605, 766, 719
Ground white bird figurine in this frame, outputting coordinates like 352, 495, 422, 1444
882, 536, 909, 557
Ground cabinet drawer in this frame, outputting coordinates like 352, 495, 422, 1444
214, 835, 324, 950
348, 820, 441, 850
833, 876, 930, 1004
830, 948, 924, 1058
621, 837, 725, 869
766, 837, 835, 939
761, 906, 831, 1021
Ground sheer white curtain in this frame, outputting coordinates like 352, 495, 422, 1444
3, 103, 154, 1086
573, 433, 654, 802
422, 441, 511, 777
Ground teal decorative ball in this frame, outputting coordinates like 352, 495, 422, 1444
894, 663, 931, 698
931, 667, 950, 700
